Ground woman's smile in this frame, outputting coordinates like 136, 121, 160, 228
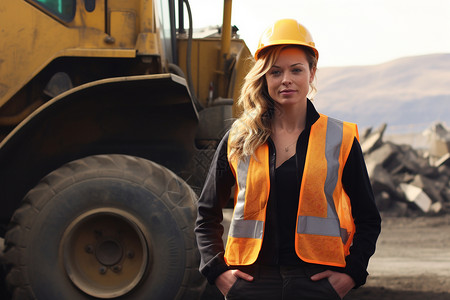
279, 88, 297, 96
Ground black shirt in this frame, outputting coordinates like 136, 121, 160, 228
276, 154, 301, 265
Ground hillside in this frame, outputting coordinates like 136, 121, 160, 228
314, 53, 450, 133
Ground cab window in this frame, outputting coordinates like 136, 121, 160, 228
28, 0, 76, 22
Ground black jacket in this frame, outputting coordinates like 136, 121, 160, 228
195, 100, 381, 288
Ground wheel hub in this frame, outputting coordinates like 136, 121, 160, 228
96, 239, 123, 266
61, 208, 150, 298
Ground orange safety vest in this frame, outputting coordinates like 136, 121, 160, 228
225, 114, 358, 267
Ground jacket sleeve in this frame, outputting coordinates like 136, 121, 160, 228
342, 137, 382, 288
195, 131, 236, 284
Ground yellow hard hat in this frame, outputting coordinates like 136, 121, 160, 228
254, 19, 319, 60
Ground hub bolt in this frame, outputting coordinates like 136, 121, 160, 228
99, 266, 107, 274
112, 265, 122, 273
85, 245, 94, 254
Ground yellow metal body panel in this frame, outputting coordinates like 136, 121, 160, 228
177, 37, 254, 115
0, 0, 162, 108
110, 11, 137, 48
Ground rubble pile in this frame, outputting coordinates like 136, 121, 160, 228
361, 123, 450, 216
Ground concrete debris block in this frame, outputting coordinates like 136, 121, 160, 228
374, 191, 391, 211
366, 163, 397, 195
401, 146, 431, 172
433, 153, 450, 168
390, 201, 409, 217
429, 123, 450, 138
360, 127, 372, 140
366, 162, 405, 206
411, 174, 445, 203
391, 172, 415, 186
364, 142, 398, 168
417, 165, 440, 178
400, 183, 432, 213
361, 134, 382, 154
430, 201, 443, 214
361, 123, 387, 154
423, 122, 450, 158
441, 187, 450, 203
438, 165, 450, 178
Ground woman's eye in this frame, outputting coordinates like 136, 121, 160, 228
270, 70, 281, 76
292, 68, 302, 73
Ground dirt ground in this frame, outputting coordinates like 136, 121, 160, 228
344, 213, 450, 300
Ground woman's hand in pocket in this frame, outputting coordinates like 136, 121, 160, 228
311, 270, 355, 299
215, 269, 254, 296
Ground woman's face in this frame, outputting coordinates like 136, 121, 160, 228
265, 47, 315, 107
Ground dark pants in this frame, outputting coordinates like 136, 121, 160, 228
225, 264, 341, 300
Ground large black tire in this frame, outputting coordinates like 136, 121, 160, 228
0, 239, 10, 299
4, 154, 205, 300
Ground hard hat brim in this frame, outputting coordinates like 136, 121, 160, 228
254, 41, 319, 61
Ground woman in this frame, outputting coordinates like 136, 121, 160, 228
195, 19, 381, 300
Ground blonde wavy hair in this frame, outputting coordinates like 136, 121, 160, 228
229, 45, 318, 162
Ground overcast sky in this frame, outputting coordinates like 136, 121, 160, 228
188, 0, 450, 67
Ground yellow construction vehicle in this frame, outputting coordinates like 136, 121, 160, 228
0, 0, 253, 299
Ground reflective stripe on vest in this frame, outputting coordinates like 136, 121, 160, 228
229, 156, 264, 239
226, 114, 357, 267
